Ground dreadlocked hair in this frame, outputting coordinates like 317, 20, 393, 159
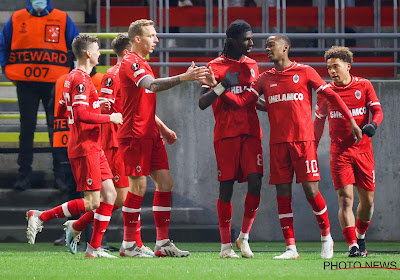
221, 19, 252, 56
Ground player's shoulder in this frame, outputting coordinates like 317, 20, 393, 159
294, 62, 313, 73
69, 69, 89, 84
353, 76, 373, 87
255, 69, 271, 82
208, 56, 225, 65
243, 56, 257, 65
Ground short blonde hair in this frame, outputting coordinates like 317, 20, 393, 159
324, 46, 353, 64
128, 19, 154, 41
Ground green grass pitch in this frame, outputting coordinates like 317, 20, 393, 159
1, 242, 399, 279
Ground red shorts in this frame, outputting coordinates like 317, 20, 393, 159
269, 141, 320, 185
214, 135, 263, 183
104, 147, 129, 188
118, 137, 169, 177
330, 150, 375, 191
70, 150, 114, 192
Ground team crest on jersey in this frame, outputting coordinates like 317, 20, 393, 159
77, 84, 86, 93
293, 74, 299, 83
250, 68, 255, 78
132, 63, 140, 71
114, 175, 119, 182
355, 90, 362, 100
105, 78, 113, 87
136, 165, 141, 173
87, 178, 93, 185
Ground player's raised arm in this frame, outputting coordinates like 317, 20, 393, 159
198, 66, 240, 110
140, 61, 208, 93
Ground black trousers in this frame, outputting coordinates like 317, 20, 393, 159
16, 81, 54, 175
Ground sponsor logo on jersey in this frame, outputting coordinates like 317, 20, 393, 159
293, 74, 299, 83
230, 85, 248, 94
329, 107, 367, 119
270, 83, 277, 87
250, 68, 255, 78
268, 93, 304, 104
355, 90, 362, 100
87, 178, 93, 185
93, 100, 101, 109
77, 84, 86, 93
132, 63, 140, 71
145, 89, 154, 94
105, 78, 113, 87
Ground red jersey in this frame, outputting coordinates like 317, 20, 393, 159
118, 51, 158, 139
251, 62, 331, 144
205, 55, 261, 142
315, 76, 382, 154
100, 64, 122, 150
63, 69, 103, 159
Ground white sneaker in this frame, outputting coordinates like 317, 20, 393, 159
64, 220, 81, 255
120, 244, 153, 258
178, 0, 193, 7
273, 246, 299, 259
85, 243, 117, 258
154, 240, 190, 257
235, 237, 254, 258
139, 245, 155, 257
321, 234, 334, 259
220, 244, 239, 258
26, 210, 43, 244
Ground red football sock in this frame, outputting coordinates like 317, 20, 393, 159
307, 192, 330, 236
217, 199, 232, 244
90, 202, 113, 249
356, 218, 371, 238
73, 210, 94, 232
73, 204, 119, 232
277, 195, 295, 246
39, 198, 85, 222
343, 226, 357, 246
122, 192, 143, 242
241, 192, 260, 234
135, 216, 143, 248
153, 191, 172, 241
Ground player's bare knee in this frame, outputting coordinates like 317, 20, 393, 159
339, 195, 353, 210
156, 180, 174, 192
103, 189, 117, 204
85, 198, 100, 211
